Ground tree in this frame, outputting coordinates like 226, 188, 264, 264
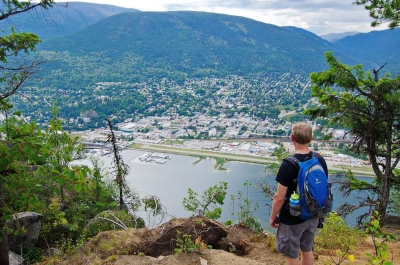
355, 0, 400, 29
0, 101, 48, 264
42, 103, 87, 203
231, 181, 262, 232
106, 118, 129, 210
305, 51, 400, 222
0, 0, 59, 100
0, 101, 90, 264
182, 182, 228, 220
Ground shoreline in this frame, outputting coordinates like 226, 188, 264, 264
127, 144, 376, 177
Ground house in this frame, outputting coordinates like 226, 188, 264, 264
209, 128, 217, 137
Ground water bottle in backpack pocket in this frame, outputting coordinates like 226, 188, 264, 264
289, 192, 301, 216
284, 152, 333, 220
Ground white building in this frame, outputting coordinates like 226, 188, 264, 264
209, 128, 217, 137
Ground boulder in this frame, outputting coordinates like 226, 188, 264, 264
144, 216, 228, 257
7, 212, 43, 252
9, 251, 26, 265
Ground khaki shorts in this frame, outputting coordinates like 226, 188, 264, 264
275, 219, 319, 259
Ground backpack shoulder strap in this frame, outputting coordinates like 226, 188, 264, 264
313, 151, 321, 159
283, 156, 300, 170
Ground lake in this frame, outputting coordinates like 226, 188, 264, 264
79, 149, 373, 231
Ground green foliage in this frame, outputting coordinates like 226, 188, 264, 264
1, 102, 137, 256
0, 104, 49, 221
224, 220, 234, 226
11, 10, 358, 130
40, 198, 69, 243
364, 212, 398, 265
55, 236, 85, 255
82, 210, 144, 239
271, 144, 288, 160
347, 174, 375, 190
37, 12, 330, 83
257, 162, 280, 201
0, 1, 56, 100
355, 0, 400, 29
21, 246, 43, 264
306, 52, 400, 220
141, 195, 168, 227
230, 181, 262, 232
182, 182, 228, 220
214, 157, 228, 171
174, 232, 208, 254
314, 212, 366, 265
36, 103, 91, 205
143, 195, 163, 216
315, 212, 365, 252
32, 104, 118, 247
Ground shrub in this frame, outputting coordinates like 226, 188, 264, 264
364, 212, 399, 265
82, 210, 144, 239
315, 212, 365, 253
174, 232, 208, 254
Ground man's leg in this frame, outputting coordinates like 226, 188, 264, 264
300, 250, 313, 265
276, 222, 309, 265
286, 257, 300, 265
299, 219, 319, 265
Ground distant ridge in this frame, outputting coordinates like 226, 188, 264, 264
334, 28, 400, 75
320, 31, 359, 42
5, 2, 138, 39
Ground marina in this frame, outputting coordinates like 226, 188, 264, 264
138, 152, 172, 164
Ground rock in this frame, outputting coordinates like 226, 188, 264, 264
144, 217, 228, 257
7, 212, 43, 252
200, 257, 208, 265
9, 251, 26, 265
45, 247, 62, 257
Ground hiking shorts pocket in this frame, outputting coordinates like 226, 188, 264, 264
276, 233, 290, 256
276, 224, 298, 258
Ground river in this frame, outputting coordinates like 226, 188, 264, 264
78, 149, 373, 231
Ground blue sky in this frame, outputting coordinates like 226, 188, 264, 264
62, 0, 385, 36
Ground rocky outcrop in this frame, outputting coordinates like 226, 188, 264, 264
9, 251, 26, 265
7, 212, 43, 252
144, 217, 228, 257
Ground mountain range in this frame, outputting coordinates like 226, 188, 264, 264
4, 2, 398, 85
36, 11, 346, 82
5, 2, 138, 39
3, 2, 400, 128
319, 32, 359, 42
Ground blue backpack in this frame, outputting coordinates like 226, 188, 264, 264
284, 152, 333, 220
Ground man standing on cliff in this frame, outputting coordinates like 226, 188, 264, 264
269, 122, 328, 265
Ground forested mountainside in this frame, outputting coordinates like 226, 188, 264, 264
35, 11, 357, 85
5, 4, 399, 130
334, 28, 400, 76
3, 2, 138, 39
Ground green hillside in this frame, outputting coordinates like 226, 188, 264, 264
34, 11, 356, 89
5, 7, 398, 130
334, 28, 400, 75
5, 2, 138, 39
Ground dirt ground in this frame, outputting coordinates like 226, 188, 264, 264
37, 216, 400, 265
